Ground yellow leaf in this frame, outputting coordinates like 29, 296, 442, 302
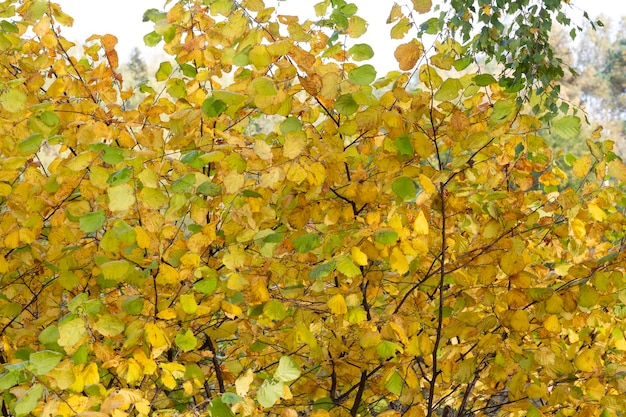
221, 301, 243, 318
359, 182, 378, 203
223, 171, 244, 194
135, 399, 151, 415
134, 226, 151, 249
608, 160, 626, 182
390, 322, 409, 345
145, 323, 170, 349
120, 359, 143, 385
161, 372, 177, 389
327, 294, 347, 314
390, 247, 409, 274
390, 16, 411, 39
387, 3, 403, 23
574, 348, 596, 372
108, 183, 136, 212
0, 256, 8, 274
569, 218, 586, 239
587, 203, 606, 221
418, 333, 433, 356
418, 174, 436, 194
543, 314, 561, 333
236, 368, 255, 397
499, 251, 526, 275
249, 45, 271, 69
572, 155, 592, 178
19, 228, 36, 244
283, 131, 307, 159
156, 263, 180, 285
157, 308, 177, 320
394, 40, 424, 70
413, 210, 429, 235
282, 383, 293, 400
351, 246, 368, 266
591, 126, 603, 139
585, 377, 605, 400
4, 230, 19, 249
82, 362, 100, 385
411, 0, 432, 13
509, 310, 529, 332
255, 139, 273, 161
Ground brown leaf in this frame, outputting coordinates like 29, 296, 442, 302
394, 41, 424, 71
298, 74, 322, 96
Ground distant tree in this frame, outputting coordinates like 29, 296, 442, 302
118, 47, 151, 109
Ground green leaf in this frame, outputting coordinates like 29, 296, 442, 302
385, 371, 403, 395
144, 31, 162, 47
101, 259, 132, 282
202, 96, 228, 117
473, 74, 497, 86
180, 63, 197, 77
292, 233, 321, 253
27, 351, 63, 376
434, 78, 462, 101
171, 173, 196, 193
166, 79, 187, 98
348, 64, 377, 85
0, 88, 27, 113
0, 370, 20, 390
392, 176, 417, 200
374, 230, 398, 245
251, 77, 277, 95
552, 116, 581, 139
0, 302, 21, 319
198, 181, 222, 197
101, 146, 124, 164
122, 295, 144, 315
454, 57, 472, 71
94, 314, 125, 337
107, 167, 132, 186
335, 94, 358, 115
263, 300, 289, 320
0, 20, 18, 33
490, 99, 516, 122
175, 329, 198, 352
336, 256, 361, 277
180, 293, 198, 314
263, 233, 284, 243
578, 284, 598, 308
156, 61, 173, 81
13, 383, 43, 417
79, 211, 106, 233
256, 379, 284, 408
348, 44, 374, 61
221, 392, 244, 404
394, 134, 414, 156
242, 189, 263, 198
17, 133, 43, 154
38, 326, 59, 346
275, 356, 301, 382
377, 340, 403, 359
207, 397, 235, 417
194, 277, 218, 294
309, 261, 336, 279
280, 117, 303, 135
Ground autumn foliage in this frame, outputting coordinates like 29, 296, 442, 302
2, 1, 626, 416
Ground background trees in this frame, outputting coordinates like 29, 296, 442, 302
1, 1, 626, 417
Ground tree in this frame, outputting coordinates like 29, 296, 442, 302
1, 1, 626, 417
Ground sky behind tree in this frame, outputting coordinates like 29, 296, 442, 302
56, 0, 625, 74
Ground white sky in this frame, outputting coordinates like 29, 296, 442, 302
55, 0, 625, 75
